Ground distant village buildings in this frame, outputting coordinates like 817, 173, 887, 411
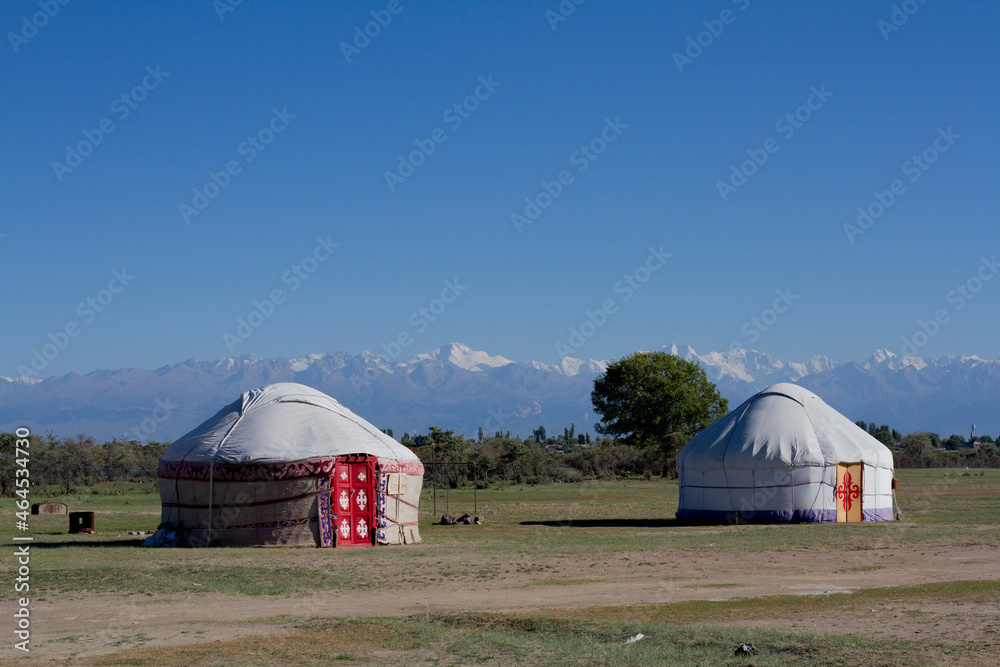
970, 424, 982, 449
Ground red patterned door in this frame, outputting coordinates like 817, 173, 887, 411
334, 456, 375, 547
836, 463, 863, 523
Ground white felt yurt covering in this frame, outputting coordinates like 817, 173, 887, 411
156, 383, 423, 546
677, 383, 894, 523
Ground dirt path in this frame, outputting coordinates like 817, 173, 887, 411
15, 543, 998, 662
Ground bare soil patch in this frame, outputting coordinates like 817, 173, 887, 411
17, 542, 998, 662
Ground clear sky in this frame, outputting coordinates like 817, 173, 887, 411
2, 0, 998, 379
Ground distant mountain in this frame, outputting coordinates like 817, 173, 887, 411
663, 345, 998, 438
2, 342, 997, 442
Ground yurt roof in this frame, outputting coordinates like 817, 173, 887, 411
160, 382, 419, 465
677, 382, 893, 472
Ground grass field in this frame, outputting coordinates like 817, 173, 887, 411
2, 469, 999, 665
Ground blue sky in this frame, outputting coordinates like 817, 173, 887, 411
2, 0, 998, 379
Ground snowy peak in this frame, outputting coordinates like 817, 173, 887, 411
0, 376, 42, 385
405, 342, 514, 371
519, 360, 559, 373
211, 355, 261, 372
864, 348, 897, 370
786, 355, 836, 380
667, 343, 699, 360
359, 350, 393, 372
664, 345, 787, 383
806, 354, 837, 373
289, 353, 326, 372
558, 357, 608, 377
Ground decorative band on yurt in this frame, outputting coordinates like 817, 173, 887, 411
157, 457, 339, 482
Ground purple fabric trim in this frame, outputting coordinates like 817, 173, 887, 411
863, 507, 894, 522
677, 508, 837, 524
678, 507, 895, 524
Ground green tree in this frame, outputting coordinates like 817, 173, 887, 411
899, 432, 937, 467
873, 424, 893, 447
591, 351, 728, 477
423, 427, 469, 489
945, 434, 966, 450
977, 441, 998, 463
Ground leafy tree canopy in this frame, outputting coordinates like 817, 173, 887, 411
591, 351, 729, 449
901, 432, 935, 459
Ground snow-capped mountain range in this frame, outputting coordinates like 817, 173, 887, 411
2, 342, 998, 442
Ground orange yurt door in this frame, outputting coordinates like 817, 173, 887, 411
334, 455, 375, 546
835, 463, 863, 523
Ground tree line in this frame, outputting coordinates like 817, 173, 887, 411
1, 428, 998, 500
0, 432, 164, 498
2, 423, 996, 499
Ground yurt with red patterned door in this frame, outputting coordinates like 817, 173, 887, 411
676, 383, 895, 524
155, 383, 423, 547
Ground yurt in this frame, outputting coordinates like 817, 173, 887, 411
677, 383, 894, 524
155, 383, 424, 547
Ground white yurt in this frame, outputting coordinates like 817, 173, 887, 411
677, 383, 894, 524
155, 383, 424, 547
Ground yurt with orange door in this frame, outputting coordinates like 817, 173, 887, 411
154, 383, 423, 547
676, 383, 894, 524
